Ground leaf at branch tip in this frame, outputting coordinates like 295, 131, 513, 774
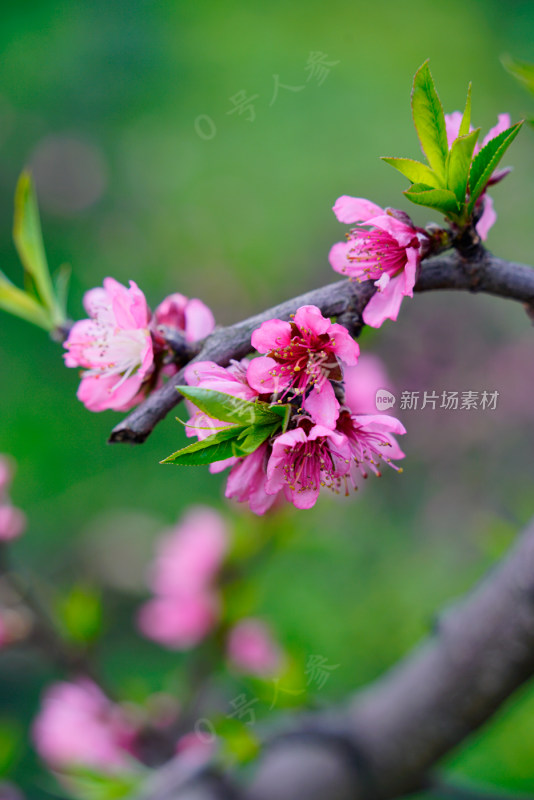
381, 157, 440, 187
502, 54, 534, 95
447, 128, 480, 204
404, 183, 460, 217
13, 171, 61, 324
468, 121, 524, 213
411, 60, 449, 184
177, 386, 284, 426
459, 82, 472, 136
53, 264, 71, 320
161, 425, 246, 465
0, 271, 53, 329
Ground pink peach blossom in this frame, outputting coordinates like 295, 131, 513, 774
227, 618, 283, 677
247, 305, 359, 428
225, 443, 281, 515
336, 411, 405, 485
32, 679, 135, 771
329, 198, 426, 328
153, 293, 215, 343
265, 422, 351, 510
445, 111, 511, 152
64, 277, 153, 412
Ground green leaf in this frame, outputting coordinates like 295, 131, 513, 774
0, 720, 23, 776
177, 386, 283, 426
381, 157, 440, 187
54, 263, 72, 321
13, 171, 63, 325
0, 271, 53, 329
447, 129, 480, 204
214, 717, 260, 766
459, 82, 472, 136
411, 61, 448, 183
502, 54, 534, 95
161, 425, 246, 465
232, 423, 279, 457
271, 401, 292, 432
468, 121, 523, 212
404, 183, 460, 216
56, 585, 103, 645
62, 765, 143, 800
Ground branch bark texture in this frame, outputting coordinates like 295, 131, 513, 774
109, 250, 534, 445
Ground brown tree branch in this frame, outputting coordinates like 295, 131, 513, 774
109, 250, 534, 445
138, 514, 534, 800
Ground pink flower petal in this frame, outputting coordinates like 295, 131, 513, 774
293, 305, 330, 336
482, 113, 511, 149
328, 240, 353, 275
332, 196, 384, 224
475, 194, 496, 241
303, 381, 340, 428
362, 274, 406, 328
184, 299, 215, 342
250, 319, 292, 353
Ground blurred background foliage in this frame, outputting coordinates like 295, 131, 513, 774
0, 0, 534, 795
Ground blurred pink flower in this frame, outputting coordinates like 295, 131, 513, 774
227, 618, 283, 677
137, 592, 219, 650
0, 506, 26, 542
64, 277, 153, 412
153, 293, 215, 343
32, 679, 135, 771
149, 507, 229, 596
342, 354, 393, 414
265, 423, 351, 510
247, 305, 359, 428
0, 455, 26, 542
138, 507, 228, 650
329, 198, 426, 328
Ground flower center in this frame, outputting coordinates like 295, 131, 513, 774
346, 228, 407, 282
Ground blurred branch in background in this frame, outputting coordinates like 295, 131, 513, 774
139, 513, 534, 800
109, 248, 534, 445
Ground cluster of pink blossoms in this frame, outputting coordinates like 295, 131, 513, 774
64, 278, 214, 412
329, 111, 511, 328
32, 678, 212, 776
32, 679, 136, 772
137, 506, 283, 676
184, 308, 406, 514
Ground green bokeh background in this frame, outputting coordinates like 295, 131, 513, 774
1, 0, 534, 795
